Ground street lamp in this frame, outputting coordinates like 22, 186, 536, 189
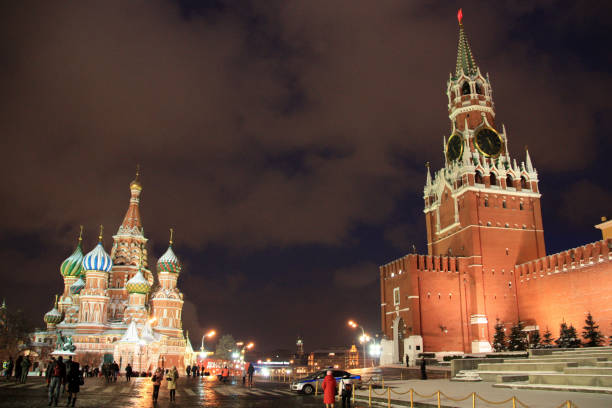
201, 330, 216, 354
348, 320, 370, 369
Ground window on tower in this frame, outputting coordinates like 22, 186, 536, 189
461, 81, 471, 95
489, 172, 497, 186
506, 175, 514, 189
475, 171, 483, 184
521, 176, 529, 190
475, 82, 483, 95
484, 198, 489, 207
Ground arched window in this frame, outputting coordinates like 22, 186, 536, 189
475, 171, 483, 184
484, 198, 489, 207
450, 91, 455, 100
506, 174, 514, 188
461, 81, 471, 95
490, 172, 497, 186
475, 82, 483, 94
521, 176, 529, 190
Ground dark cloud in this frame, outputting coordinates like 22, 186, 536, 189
0, 0, 610, 350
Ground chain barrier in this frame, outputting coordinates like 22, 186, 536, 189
356, 384, 580, 408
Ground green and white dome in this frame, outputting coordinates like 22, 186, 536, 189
60, 241, 84, 277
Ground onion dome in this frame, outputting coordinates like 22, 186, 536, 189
82, 226, 113, 272
126, 270, 151, 294
70, 277, 85, 295
157, 228, 182, 274
130, 165, 142, 191
44, 296, 63, 325
60, 227, 85, 277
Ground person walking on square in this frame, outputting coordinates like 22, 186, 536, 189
420, 357, 427, 380
5, 357, 13, 381
338, 376, 352, 408
186, 365, 191, 378
125, 364, 132, 382
46, 357, 56, 387
48, 356, 66, 407
112, 361, 119, 382
166, 366, 179, 402
14, 355, 23, 383
247, 362, 255, 387
66, 361, 83, 407
151, 367, 163, 403
20, 355, 31, 383
321, 370, 337, 408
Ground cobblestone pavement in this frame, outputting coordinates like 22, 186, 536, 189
0, 376, 349, 407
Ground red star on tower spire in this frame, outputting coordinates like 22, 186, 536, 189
457, 8, 463, 25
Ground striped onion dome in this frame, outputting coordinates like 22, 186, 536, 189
82, 242, 113, 272
60, 242, 84, 277
126, 270, 151, 294
44, 304, 63, 325
70, 276, 86, 295
157, 245, 182, 274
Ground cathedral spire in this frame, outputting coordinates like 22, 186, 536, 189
118, 168, 144, 237
455, 9, 478, 79
525, 146, 534, 173
425, 162, 432, 186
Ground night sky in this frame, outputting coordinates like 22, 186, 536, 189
1, 1, 610, 353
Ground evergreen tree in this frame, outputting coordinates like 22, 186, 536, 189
214, 334, 237, 360
492, 319, 507, 352
555, 322, 570, 348
508, 322, 528, 351
529, 330, 541, 349
582, 313, 603, 347
566, 325, 582, 348
542, 328, 554, 348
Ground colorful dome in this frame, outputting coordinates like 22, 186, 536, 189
157, 245, 182, 274
70, 277, 85, 295
82, 242, 113, 272
126, 270, 151, 294
44, 298, 63, 325
60, 242, 84, 277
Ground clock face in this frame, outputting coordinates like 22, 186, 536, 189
446, 133, 463, 162
475, 128, 503, 157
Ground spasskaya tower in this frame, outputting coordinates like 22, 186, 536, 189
422, 9, 546, 352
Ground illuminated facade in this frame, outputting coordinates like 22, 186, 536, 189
379, 13, 612, 361
35, 173, 188, 373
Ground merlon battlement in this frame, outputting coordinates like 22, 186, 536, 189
380, 253, 470, 279
514, 239, 612, 280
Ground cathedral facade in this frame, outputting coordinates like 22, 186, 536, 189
35, 174, 191, 373
379, 13, 612, 361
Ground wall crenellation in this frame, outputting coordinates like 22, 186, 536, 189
515, 239, 611, 281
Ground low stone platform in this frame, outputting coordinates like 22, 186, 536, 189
494, 382, 612, 395
529, 373, 612, 388
477, 362, 577, 372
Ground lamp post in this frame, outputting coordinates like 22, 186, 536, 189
348, 320, 370, 369
200, 330, 216, 354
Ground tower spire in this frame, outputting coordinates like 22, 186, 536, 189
98, 225, 104, 242
425, 162, 432, 186
169, 228, 174, 246
525, 146, 534, 173
455, 9, 478, 78
78, 225, 83, 244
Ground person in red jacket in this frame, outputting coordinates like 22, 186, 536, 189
321, 370, 337, 407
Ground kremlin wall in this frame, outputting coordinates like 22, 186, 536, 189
379, 15, 612, 362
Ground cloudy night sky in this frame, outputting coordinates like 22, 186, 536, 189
1, 1, 610, 352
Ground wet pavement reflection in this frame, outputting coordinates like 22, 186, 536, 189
0, 376, 344, 407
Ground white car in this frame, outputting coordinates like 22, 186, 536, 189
290, 370, 361, 395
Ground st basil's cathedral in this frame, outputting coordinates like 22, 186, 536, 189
33, 173, 193, 373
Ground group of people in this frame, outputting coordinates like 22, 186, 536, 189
321, 371, 354, 408
151, 366, 179, 403
185, 364, 207, 377
45, 356, 84, 407
2, 355, 32, 383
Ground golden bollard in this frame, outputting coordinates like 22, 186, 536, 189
472, 392, 475, 408
368, 384, 372, 407
512, 396, 516, 408
387, 387, 391, 408
437, 390, 441, 408
410, 388, 414, 408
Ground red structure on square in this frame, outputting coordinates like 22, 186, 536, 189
379, 13, 612, 357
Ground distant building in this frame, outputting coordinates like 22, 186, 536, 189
379, 14, 612, 363
308, 345, 360, 371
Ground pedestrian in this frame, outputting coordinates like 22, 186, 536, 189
338, 376, 352, 408
321, 370, 337, 408
46, 357, 56, 387
247, 362, 255, 387
5, 357, 13, 381
112, 361, 119, 382
166, 366, 179, 402
14, 355, 23, 383
186, 365, 191, 377
125, 364, 132, 382
221, 366, 229, 383
64, 356, 73, 392
151, 367, 163, 403
20, 355, 31, 383
48, 356, 66, 407
420, 357, 427, 380
66, 361, 83, 407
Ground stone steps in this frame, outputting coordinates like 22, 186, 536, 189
493, 382, 612, 394
526, 357, 607, 365
477, 362, 577, 372
596, 361, 612, 367
529, 373, 612, 387
564, 367, 612, 375
531, 353, 612, 359
477, 371, 555, 382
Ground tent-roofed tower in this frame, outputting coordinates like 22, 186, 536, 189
108, 167, 153, 322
